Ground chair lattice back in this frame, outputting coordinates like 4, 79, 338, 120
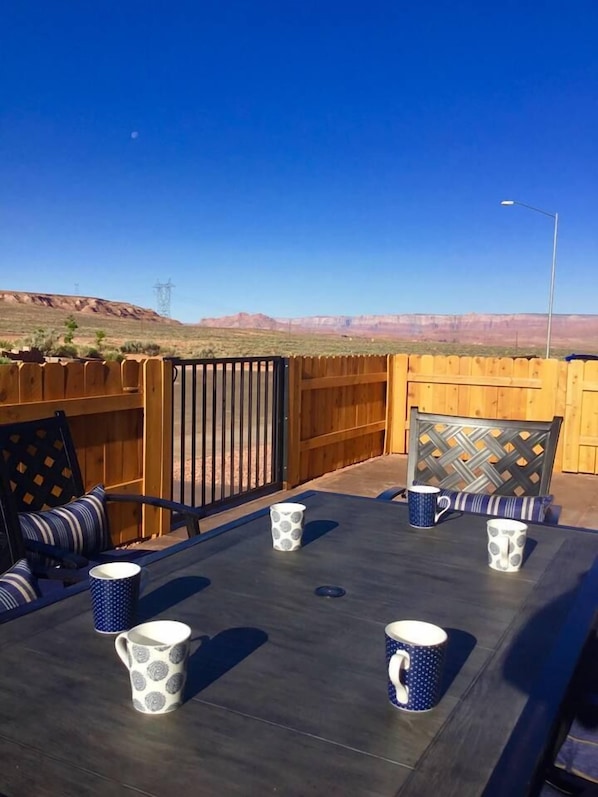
407, 408, 563, 497
0, 412, 86, 572
0, 413, 85, 513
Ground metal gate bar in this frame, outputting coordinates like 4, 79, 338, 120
169, 357, 286, 511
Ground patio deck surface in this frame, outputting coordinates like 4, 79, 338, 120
134, 454, 598, 552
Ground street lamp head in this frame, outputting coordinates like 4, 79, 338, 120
500, 200, 515, 205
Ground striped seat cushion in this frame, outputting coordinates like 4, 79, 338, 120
0, 558, 41, 613
19, 484, 110, 558
437, 489, 554, 523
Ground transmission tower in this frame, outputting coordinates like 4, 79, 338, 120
153, 279, 175, 317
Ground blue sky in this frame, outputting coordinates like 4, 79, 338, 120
2, 1, 597, 323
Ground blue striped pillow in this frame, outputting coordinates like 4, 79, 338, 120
0, 558, 40, 613
18, 484, 110, 558
437, 489, 553, 523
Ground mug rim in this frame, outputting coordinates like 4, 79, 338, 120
486, 519, 528, 534
408, 485, 440, 494
385, 619, 447, 647
270, 503, 306, 512
125, 619, 191, 647
89, 562, 141, 580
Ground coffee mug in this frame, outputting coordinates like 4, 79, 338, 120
487, 518, 527, 572
89, 561, 143, 634
407, 485, 451, 528
385, 620, 447, 712
115, 620, 192, 714
270, 502, 306, 551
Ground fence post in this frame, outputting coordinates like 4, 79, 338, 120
143, 358, 174, 536
386, 354, 409, 454
285, 356, 302, 487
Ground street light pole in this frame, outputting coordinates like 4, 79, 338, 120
500, 199, 559, 360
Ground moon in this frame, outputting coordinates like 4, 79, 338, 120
130, 131, 139, 139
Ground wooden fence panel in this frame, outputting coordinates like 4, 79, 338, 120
0, 360, 146, 545
386, 354, 570, 472
565, 359, 598, 476
288, 354, 388, 484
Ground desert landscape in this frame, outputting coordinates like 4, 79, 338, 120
1, 290, 596, 359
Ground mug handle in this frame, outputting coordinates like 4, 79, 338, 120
388, 650, 410, 704
114, 633, 130, 668
435, 495, 451, 523
496, 534, 510, 568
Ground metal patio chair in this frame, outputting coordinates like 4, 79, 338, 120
1, 484, 85, 620
378, 407, 563, 523
0, 411, 205, 572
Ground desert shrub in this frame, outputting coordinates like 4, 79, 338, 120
0, 338, 14, 350
95, 330, 106, 350
120, 340, 145, 354
0, 356, 12, 364
53, 344, 79, 359
83, 347, 103, 359
64, 314, 78, 345
103, 349, 125, 362
192, 347, 216, 359
24, 327, 60, 355
143, 341, 161, 356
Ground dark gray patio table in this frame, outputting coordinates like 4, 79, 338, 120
1, 490, 598, 797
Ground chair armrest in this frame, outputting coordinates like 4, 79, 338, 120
37, 567, 90, 585
376, 486, 407, 501
107, 493, 205, 538
544, 505, 562, 525
24, 539, 89, 569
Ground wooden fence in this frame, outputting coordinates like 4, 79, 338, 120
1, 354, 598, 542
0, 358, 173, 544
286, 355, 388, 485
288, 354, 598, 482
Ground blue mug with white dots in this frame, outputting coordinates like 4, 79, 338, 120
89, 561, 143, 634
385, 620, 447, 712
408, 485, 451, 529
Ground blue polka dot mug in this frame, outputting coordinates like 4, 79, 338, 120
487, 519, 527, 572
89, 561, 144, 634
407, 486, 451, 529
115, 620, 192, 714
385, 620, 447, 712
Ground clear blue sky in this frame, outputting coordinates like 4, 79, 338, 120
2, 1, 597, 323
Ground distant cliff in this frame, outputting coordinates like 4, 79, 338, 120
0, 291, 179, 324
198, 312, 598, 347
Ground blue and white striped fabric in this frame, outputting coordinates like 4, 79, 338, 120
437, 488, 553, 523
18, 484, 110, 558
0, 558, 40, 613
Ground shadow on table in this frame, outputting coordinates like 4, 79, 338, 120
439, 627, 477, 700
137, 576, 211, 620
186, 626, 268, 698
301, 520, 338, 546
523, 536, 538, 565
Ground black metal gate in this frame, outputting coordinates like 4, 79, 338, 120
169, 357, 287, 511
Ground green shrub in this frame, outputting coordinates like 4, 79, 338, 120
120, 340, 145, 354
83, 347, 103, 359
64, 314, 78, 345
143, 341, 161, 356
53, 344, 79, 358
103, 350, 125, 362
192, 347, 217, 359
0, 356, 12, 364
24, 327, 60, 355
